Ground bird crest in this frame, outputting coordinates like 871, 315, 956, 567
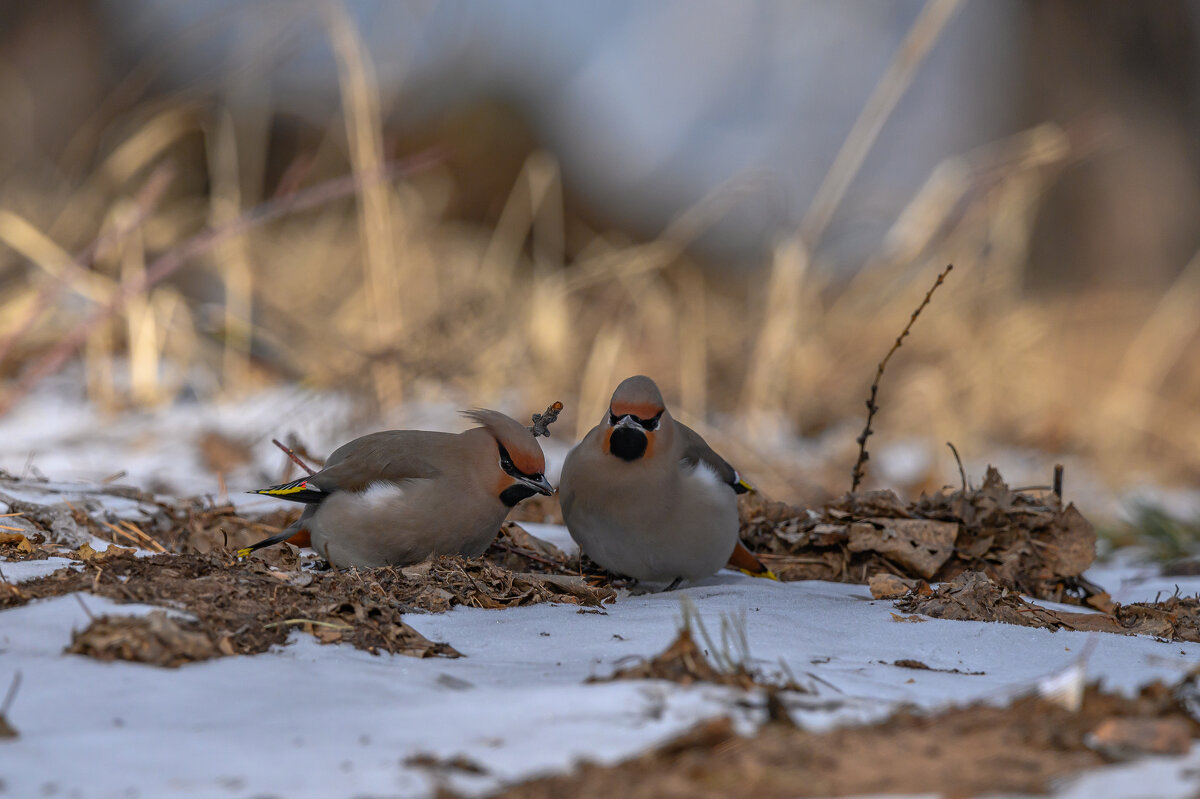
461, 409, 546, 475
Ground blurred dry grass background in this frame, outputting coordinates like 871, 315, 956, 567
0, 1, 1198, 504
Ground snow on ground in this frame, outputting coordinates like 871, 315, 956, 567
3, 386, 1200, 797
3, 377, 1198, 523
3, 533, 1200, 799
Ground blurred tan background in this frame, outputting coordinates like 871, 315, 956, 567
0, 0, 1198, 507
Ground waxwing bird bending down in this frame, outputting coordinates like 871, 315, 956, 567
237, 410, 553, 568
560, 375, 775, 586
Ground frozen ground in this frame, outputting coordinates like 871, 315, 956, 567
2, 520, 1200, 799
3, 384, 1200, 797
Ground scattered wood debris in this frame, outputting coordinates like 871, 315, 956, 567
742, 466, 1101, 604
895, 570, 1200, 643
480, 681, 1199, 799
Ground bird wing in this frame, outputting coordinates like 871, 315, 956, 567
676, 423, 754, 494
250, 431, 444, 504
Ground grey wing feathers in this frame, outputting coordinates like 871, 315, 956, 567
676, 423, 743, 491
310, 431, 443, 493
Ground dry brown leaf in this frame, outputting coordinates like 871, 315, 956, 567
848, 519, 958, 578
75, 542, 136, 562
889, 613, 927, 623
1044, 504, 1097, 577
740, 465, 1102, 605
0, 531, 32, 554
869, 573, 920, 599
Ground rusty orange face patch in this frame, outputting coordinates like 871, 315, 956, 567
507, 447, 544, 477
492, 470, 516, 498
610, 400, 664, 420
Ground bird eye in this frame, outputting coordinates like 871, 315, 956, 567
640, 411, 663, 431
608, 412, 620, 426
497, 444, 515, 472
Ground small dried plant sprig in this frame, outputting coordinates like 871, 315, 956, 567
851, 264, 953, 491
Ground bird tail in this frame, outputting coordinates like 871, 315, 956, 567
248, 476, 327, 504
726, 540, 778, 580
234, 521, 306, 559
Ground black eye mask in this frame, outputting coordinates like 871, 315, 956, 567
497, 443, 546, 485
607, 409, 663, 431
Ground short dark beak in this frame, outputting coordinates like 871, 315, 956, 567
519, 474, 555, 496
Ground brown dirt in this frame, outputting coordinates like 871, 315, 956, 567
482, 683, 1199, 799
2, 548, 614, 666
741, 466, 1103, 604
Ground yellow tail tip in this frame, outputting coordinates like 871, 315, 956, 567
736, 478, 756, 493
738, 567, 779, 581
234, 547, 253, 558
252, 481, 314, 497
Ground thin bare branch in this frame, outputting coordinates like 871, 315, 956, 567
273, 438, 316, 476
851, 264, 953, 491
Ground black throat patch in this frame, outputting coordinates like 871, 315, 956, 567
609, 427, 648, 461
499, 483, 538, 507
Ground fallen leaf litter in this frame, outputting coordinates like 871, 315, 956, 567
2, 544, 613, 666
740, 466, 1102, 604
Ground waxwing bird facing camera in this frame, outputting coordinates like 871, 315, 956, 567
237, 409, 553, 568
560, 375, 775, 587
